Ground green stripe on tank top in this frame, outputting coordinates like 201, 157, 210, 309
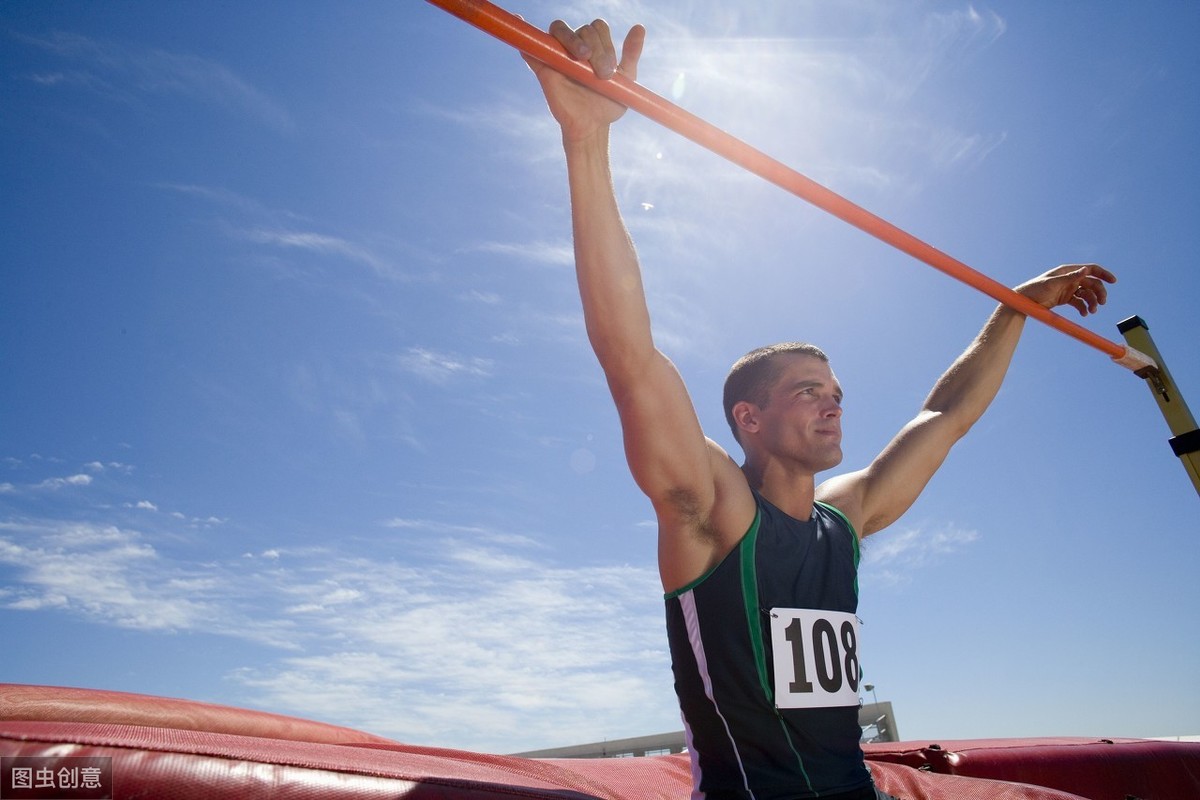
750, 506, 814, 794
816, 501, 860, 598
738, 509, 773, 703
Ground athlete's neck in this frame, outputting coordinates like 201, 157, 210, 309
741, 461, 817, 521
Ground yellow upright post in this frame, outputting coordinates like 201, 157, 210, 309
1118, 316, 1200, 499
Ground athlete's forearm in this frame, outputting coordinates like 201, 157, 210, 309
564, 129, 657, 381
923, 303, 1027, 435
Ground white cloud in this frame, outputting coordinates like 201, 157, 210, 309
34, 474, 92, 490
0, 521, 210, 631
230, 552, 671, 751
157, 183, 307, 224
397, 347, 494, 384
239, 227, 400, 280
0, 505, 673, 752
17, 30, 293, 130
83, 461, 131, 473
467, 240, 574, 268
860, 522, 980, 587
383, 517, 541, 549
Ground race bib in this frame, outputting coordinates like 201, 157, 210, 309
769, 608, 861, 709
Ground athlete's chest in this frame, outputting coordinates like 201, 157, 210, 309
753, 505, 857, 612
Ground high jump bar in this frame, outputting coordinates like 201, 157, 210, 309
426, 0, 1156, 374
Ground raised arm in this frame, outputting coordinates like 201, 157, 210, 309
526, 21, 753, 588
818, 263, 1117, 537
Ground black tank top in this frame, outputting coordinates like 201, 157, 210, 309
664, 493, 871, 799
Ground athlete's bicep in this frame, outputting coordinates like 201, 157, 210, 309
818, 410, 958, 537
609, 349, 715, 516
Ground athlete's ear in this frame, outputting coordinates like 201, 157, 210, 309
732, 400, 759, 436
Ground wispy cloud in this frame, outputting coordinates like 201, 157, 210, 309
916, 5, 1008, 82
467, 240, 575, 268
384, 517, 542, 550
83, 461, 133, 474
155, 183, 307, 224
1, 467, 107, 494
397, 347, 495, 385
0, 520, 222, 632
230, 545, 669, 751
15, 30, 293, 130
239, 227, 401, 280
0, 469, 672, 752
860, 522, 980, 587
153, 184, 415, 285
32, 474, 92, 491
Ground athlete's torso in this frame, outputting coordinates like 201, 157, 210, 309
664, 492, 871, 799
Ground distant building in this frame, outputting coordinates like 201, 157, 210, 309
513, 731, 687, 759
859, 701, 899, 743
515, 701, 900, 758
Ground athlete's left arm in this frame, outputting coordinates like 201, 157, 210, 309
817, 263, 1116, 538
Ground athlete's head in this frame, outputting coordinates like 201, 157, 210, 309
723, 342, 830, 444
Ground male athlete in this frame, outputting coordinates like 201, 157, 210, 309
524, 18, 1115, 800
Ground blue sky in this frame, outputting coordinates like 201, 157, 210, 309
2, 1, 1197, 753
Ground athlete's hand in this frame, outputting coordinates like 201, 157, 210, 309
524, 19, 646, 143
1015, 263, 1116, 317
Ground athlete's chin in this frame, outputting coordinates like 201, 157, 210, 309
817, 448, 844, 472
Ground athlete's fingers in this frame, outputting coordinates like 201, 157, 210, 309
617, 24, 646, 81
548, 19, 590, 59
574, 19, 618, 78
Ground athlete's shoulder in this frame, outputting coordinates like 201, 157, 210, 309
814, 470, 868, 538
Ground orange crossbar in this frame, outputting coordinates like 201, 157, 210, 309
426, 0, 1154, 372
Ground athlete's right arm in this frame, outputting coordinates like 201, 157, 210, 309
526, 20, 750, 588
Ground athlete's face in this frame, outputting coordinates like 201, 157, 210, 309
754, 354, 844, 472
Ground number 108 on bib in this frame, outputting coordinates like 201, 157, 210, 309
769, 608, 861, 709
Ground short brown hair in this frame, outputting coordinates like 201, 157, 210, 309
723, 343, 829, 443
